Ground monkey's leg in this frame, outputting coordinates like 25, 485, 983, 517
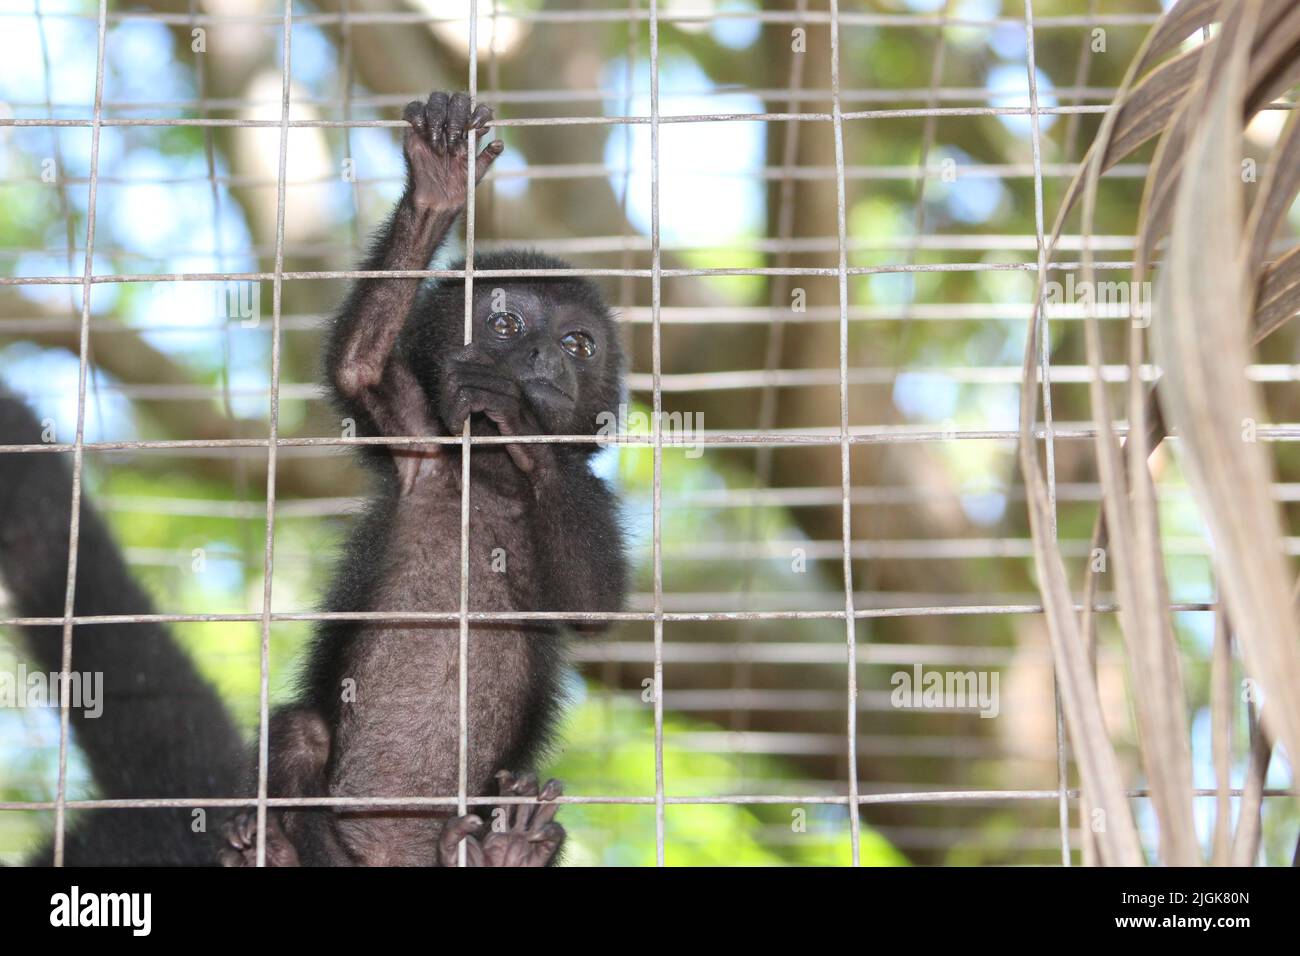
220, 707, 352, 866
437, 771, 566, 867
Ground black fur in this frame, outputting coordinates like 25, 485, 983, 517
221, 92, 627, 866
0, 394, 246, 865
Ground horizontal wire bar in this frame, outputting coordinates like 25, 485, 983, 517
5, 88, 1133, 116
107, 535, 1247, 564
6, 424, 1300, 455
73, 480, 1300, 521
0, 237, 1150, 264
20, 362, 1300, 402
0, 788, 1287, 814
2, 103, 1289, 130
0, 304, 1189, 333
0, 603, 1216, 629
0, 260, 1147, 286
0, 162, 1153, 189
0, 9, 1165, 29
0, 105, 1120, 130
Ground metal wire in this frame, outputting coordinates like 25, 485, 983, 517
1, 787, 1287, 814
2, 0, 1291, 869
48, 0, 108, 868
649, 0, 668, 869
246, 0, 295, 871
1021, 0, 1071, 870
0, 8, 1168, 29
826, 0, 862, 867
456, 0, 480, 870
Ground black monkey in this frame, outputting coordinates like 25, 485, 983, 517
0, 393, 248, 865
218, 91, 627, 867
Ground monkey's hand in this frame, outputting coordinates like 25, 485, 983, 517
402, 91, 504, 215
437, 772, 566, 867
440, 354, 555, 477
219, 810, 301, 867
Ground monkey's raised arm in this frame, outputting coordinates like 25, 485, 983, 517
324, 91, 503, 489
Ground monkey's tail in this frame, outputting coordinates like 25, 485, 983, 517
0, 391, 247, 864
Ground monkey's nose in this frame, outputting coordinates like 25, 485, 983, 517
529, 345, 564, 379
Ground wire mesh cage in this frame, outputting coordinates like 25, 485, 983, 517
0, 0, 1295, 867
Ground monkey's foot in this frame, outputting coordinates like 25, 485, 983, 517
437, 772, 565, 867
219, 810, 301, 867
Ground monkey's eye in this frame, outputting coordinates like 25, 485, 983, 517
487, 310, 525, 339
560, 331, 596, 359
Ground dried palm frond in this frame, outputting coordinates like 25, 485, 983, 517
1019, 0, 1300, 865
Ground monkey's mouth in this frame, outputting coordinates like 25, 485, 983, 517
522, 379, 575, 404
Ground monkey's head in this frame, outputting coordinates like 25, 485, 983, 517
409, 249, 624, 445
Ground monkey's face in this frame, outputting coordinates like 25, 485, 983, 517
419, 275, 623, 440
476, 286, 610, 428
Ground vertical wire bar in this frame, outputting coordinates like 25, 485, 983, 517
891, 0, 952, 355
1060, 0, 1100, 184
854, 0, 952, 673
1065, 0, 1099, 870
457, 0, 480, 869
733, 0, 810, 797
36, 0, 109, 498
827, 0, 861, 865
648, 0, 667, 867
190, 0, 254, 580
339, 0, 362, 248
600, 0, 639, 810
487, 0, 500, 238
253, 0, 295, 867
51, 0, 108, 866
33, 0, 81, 382
1022, 0, 1069, 867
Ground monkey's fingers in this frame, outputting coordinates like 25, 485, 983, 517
446, 357, 521, 393
445, 385, 520, 438
469, 103, 494, 133
447, 91, 473, 142
475, 139, 505, 183
424, 90, 451, 148
403, 100, 429, 135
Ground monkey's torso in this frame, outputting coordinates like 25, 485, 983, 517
285, 448, 572, 865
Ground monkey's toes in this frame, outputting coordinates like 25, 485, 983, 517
482, 820, 565, 868
496, 768, 539, 798
219, 810, 299, 867
438, 813, 485, 867
493, 770, 564, 835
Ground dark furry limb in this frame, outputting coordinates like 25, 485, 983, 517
0, 393, 246, 865
223, 91, 628, 866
